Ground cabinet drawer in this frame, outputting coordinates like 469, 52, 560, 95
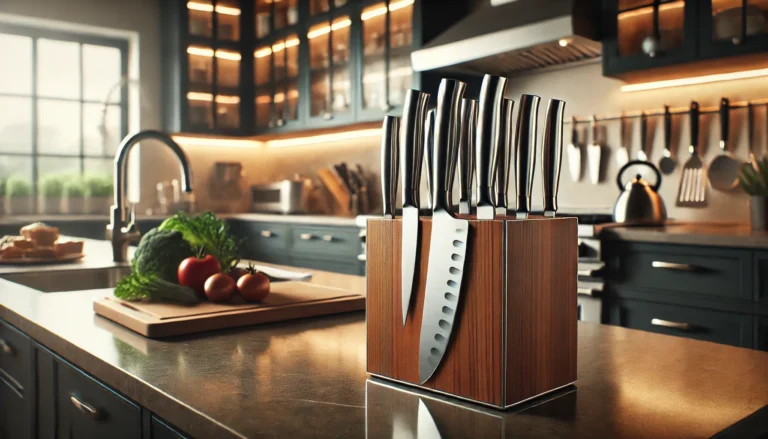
246, 223, 291, 251
291, 256, 360, 275
0, 320, 32, 398
151, 415, 187, 439
755, 252, 768, 309
606, 242, 752, 300
57, 359, 141, 439
607, 299, 753, 348
291, 226, 359, 256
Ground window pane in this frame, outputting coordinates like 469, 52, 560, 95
37, 39, 81, 99
84, 158, 113, 177
0, 156, 33, 184
38, 157, 80, 178
0, 97, 33, 153
37, 100, 81, 155
83, 103, 121, 156
0, 34, 33, 95
83, 44, 122, 103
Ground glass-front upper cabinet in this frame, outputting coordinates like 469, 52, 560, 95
187, 0, 242, 41
186, 45, 241, 131
254, 35, 300, 129
256, 0, 300, 40
308, 16, 352, 121
360, 0, 413, 113
616, 0, 686, 57
701, 0, 768, 57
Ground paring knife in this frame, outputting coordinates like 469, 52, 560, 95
515, 94, 541, 220
496, 98, 515, 216
638, 112, 649, 162
424, 109, 436, 209
381, 116, 400, 218
587, 116, 601, 184
418, 78, 468, 385
542, 99, 566, 218
616, 113, 629, 167
475, 74, 509, 220
400, 89, 430, 327
458, 99, 478, 215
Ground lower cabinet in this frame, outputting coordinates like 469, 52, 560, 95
757, 317, 768, 351
0, 321, 33, 439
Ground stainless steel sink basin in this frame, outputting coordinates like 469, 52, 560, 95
1, 266, 132, 293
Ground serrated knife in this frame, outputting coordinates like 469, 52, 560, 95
458, 99, 478, 215
496, 98, 515, 216
515, 94, 541, 219
475, 74, 508, 220
381, 115, 400, 219
400, 89, 430, 327
542, 99, 566, 218
418, 78, 468, 384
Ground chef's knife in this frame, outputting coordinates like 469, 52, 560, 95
424, 109, 436, 209
515, 94, 541, 220
475, 74, 509, 220
496, 98, 515, 216
418, 78, 468, 384
458, 99, 478, 215
542, 99, 566, 218
400, 89, 430, 327
381, 116, 400, 218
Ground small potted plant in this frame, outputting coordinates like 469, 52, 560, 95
85, 173, 114, 215
64, 175, 87, 215
0, 177, 5, 216
39, 174, 65, 214
4, 176, 33, 216
739, 159, 768, 231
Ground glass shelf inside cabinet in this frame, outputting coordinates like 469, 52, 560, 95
216, 48, 241, 90
188, 0, 213, 38
617, 0, 685, 57
361, 3, 386, 110
275, 0, 299, 31
256, 0, 271, 39
256, 93, 272, 128
309, 21, 331, 117
187, 92, 214, 129
388, 0, 413, 107
310, 0, 330, 16
711, 0, 768, 42
216, 0, 241, 41
215, 94, 240, 129
187, 46, 214, 88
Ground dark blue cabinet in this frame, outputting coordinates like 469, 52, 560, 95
0, 321, 33, 439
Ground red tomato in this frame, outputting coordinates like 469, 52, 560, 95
178, 255, 221, 297
204, 273, 236, 303
237, 272, 270, 302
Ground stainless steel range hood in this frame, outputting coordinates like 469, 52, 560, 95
411, 0, 602, 75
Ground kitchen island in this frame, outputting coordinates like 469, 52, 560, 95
2, 262, 768, 438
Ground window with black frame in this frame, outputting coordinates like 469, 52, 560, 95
0, 24, 128, 216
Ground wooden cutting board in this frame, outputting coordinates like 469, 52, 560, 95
93, 281, 365, 338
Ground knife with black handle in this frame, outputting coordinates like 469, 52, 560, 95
423, 108, 436, 209
496, 98, 515, 216
515, 94, 541, 220
381, 115, 400, 219
542, 99, 566, 218
475, 74, 509, 220
458, 99, 478, 215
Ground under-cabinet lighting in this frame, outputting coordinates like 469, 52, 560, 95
308, 18, 351, 39
256, 95, 272, 104
332, 18, 352, 31
255, 47, 272, 58
285, 38, 300, 48
173, 135, 263, 148
215, 5, 241, 16
272, 42, 285, 52
215, 50, 241, 61
186, 1, 242, 16
187, 46, 242, 60
618, 1, 683, 20
267, 128, 381, 148
361, 6, 387, 21
215, 95, 240, 104
621, 68, 768, 92
187, 46, 215, 57
187, 92, 213, 102
389, 0, 414, 12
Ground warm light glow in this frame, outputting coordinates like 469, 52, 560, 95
173, 135, 263, 148
254, 47, 272, 58
267, 128, 381, 148
272, 42, 285, 52
186, 2, 242, 15
361, 5, 387, 21
308, 18, 351, 39
187, 46, 215, 57
215, 95, 240, 104
558, 38, 570, 47
215, 50, 241, 61
187, 92, 213, 102
621, 68, 768, 92
307, 25, 330, 39
215, 5, 241, 15
618, 1, 683, 20
363, 66, 412, 84
256, 95, 272, 104
274, 90, 299, 103
285, 38, 300, 48
389, 0, 414, 12
332, 18, 352, 31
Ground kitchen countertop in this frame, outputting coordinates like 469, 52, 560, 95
597, 222, 768, 249
0, 237, 129, 276
0, 213, 359, 227
1, 249, 768, 437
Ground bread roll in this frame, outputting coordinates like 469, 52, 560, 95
20, 223, 59, 246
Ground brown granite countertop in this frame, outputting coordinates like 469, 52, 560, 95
597, 222, 768, 250
2, 267, 768, 438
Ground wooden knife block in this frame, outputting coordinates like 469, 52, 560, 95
366, 216, 577, 409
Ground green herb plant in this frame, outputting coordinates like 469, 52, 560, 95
84, 174, 113, 197
39, 175, 65, 197
0, 178, 5, 197
64, 175, 87, 198
739, 158, 768, 196
5, 176, 32, 198
114, 272, 199, 305
159, 211, 242, 272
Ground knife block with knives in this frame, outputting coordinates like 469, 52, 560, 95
367, 76, 577, 409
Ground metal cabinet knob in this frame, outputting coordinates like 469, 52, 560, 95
0, 339, 14, 356
300, 233, 314, 240
276, 118, 285, 127
260, 230, 274, 238
732, 37, 742, 45
650, 318, 694, 331
70, 395, 100, 419
323, 112, 333, 121
322, 235, 334, 242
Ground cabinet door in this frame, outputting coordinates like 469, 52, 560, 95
0, 379, 30, 439
0, 321, 32, 439
151, 415, 187, 439
758, 317, 768, 351
700, 0, 768, 59
307, 14, 355, 125
254, 35, 301, 131
602, 0, 699, 77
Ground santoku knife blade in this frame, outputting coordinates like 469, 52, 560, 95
496, 98, 515, 216
475, 74, 508, 220
458, 99, 477, 215
418, 78, 468, 384
381, 115, 400, 219
400, 89, 430, 327
515, 94, 541, 220
542, 99, 566, 218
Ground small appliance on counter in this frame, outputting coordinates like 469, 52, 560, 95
613, 160, 667, 225
251, 177, 312, 214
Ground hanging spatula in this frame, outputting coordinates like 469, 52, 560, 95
676, 101, 708, 207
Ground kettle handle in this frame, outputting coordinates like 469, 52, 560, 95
616, 160, 662, 192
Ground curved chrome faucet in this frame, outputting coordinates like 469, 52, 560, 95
108, 130, 193, 262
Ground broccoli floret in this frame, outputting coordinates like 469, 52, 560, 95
132, 228, 195, 282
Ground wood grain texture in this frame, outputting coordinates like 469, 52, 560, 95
505, 217, 578, 406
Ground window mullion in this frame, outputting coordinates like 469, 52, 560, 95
31, 37, 39, 211
79, 43, 85, 175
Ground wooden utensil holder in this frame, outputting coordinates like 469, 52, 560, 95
366, 215, 578, 409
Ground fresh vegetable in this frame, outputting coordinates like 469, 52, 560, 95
228, 266, 248, 282
178, 255, 222, 296
204, 273, 236, 302
159, 212, 241, 272
236, 266, 270, 302
132, 228, 196, 283
114, 272, 199, 305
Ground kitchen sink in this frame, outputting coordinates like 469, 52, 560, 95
0, 266, 132, 293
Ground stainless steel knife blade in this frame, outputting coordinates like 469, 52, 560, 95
381, 115, 400, 219
458, 99, 478, 215
400, 89, 430, 327
542, 99, 566, 218
417, 399, 442, 439
495, 98, 515, 217
514, 94, 541, 220
424, 109, 436, 209
419, 78, 468, 384
475, 74, 508, 220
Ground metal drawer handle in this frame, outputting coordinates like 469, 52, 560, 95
300, 233, 315, 241
260, 230, 274, 238
0, 338, 14, 356
577, 287, 601, 297
322, 235, 334, 242
651, 318, 694, 331
70, 395, 100, 419
651, 261, 700, 272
